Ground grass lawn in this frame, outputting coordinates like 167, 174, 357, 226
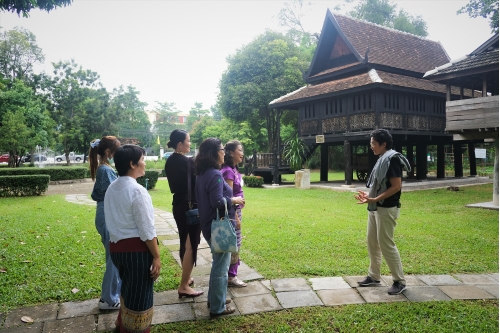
152, 301, 498, 333
237, 184, 498, 278
1, 180, 498, 332
0, 194, 180, 312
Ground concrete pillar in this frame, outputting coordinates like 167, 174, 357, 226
295, 169, 310, 189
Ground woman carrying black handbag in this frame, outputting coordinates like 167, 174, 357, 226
164, 129, 203, 298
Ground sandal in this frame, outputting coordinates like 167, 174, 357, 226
228, 277, 247, 288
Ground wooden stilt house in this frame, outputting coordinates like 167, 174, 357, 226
270, 11, 473, 184
424, 33, 499, 206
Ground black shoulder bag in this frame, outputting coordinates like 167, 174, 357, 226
185, 158, 200, 225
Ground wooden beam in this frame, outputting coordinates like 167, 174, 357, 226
453, 131, 498, 141
344, 140, 352, 185
446, 80, 451, 101
483, 73, 488, 97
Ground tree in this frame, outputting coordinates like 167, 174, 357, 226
0, 27, 44, 84
0, 0, 73, 17
218, 31, 310, 152
0, 80, 53, 167
457, 0, 499, 33
278, 0, 319, 46
186, 102, 209, 131
210, 105, 222, 122
152, 101, 182, 147
108, 85, 152, 146
348, 0, 428, 37
45, 60, 104, 164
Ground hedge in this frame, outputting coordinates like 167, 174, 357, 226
0, 167, 86, 181
137, 170, 160, 190
0, 175, 50, 197
242, 175, 264, 188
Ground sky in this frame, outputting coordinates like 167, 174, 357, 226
0, 0, 494, 113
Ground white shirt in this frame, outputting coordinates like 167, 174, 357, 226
104, 176, 157, 243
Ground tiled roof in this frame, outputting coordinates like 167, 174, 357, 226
424, 50, 499, 78
333, 14, 450, 74
270, 69, 471, 107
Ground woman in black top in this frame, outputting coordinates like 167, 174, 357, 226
164, 129, 203, 298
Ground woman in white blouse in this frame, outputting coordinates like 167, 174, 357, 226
104, 144, 160, 333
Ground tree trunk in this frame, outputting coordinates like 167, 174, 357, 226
8, 150, 16, 168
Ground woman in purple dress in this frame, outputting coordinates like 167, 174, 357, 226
220, 140, 247, 287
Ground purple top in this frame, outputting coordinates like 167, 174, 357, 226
195, 168, 234, 240
220, 164, 244, 199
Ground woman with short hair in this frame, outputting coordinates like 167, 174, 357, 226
104, 144, 161, 333
194, 138, 245, 318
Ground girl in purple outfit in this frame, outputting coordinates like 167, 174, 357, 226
220, 140, 247, 288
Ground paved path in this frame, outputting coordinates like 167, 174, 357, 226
1, 179, 498, 332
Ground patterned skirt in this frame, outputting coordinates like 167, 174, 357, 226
230, 207, 243, 265
110, 238, 154, 333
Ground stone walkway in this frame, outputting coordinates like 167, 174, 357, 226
1, 185, 498, 332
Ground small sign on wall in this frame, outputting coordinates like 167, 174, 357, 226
316, 135, 325, 144
475, 148, 487, 159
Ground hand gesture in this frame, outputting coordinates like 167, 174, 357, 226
354, 190, 369, 204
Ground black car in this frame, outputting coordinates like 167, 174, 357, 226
21, 154, 47, 162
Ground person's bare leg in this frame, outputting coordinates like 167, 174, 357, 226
178, 236, 198, 294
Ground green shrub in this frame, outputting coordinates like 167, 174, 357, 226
0, 167, 86, 181
137, 170, 160, 190
243, 175, 263, 188
0, 175, 50, 197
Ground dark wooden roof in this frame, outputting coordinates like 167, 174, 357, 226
304, 11, 450, 82
424, 34, 499, 81
470, 33, 499, 56
270, 69, 472, 108
424, 50, 498, 78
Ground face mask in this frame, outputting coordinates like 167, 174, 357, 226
108, 158, 114, 164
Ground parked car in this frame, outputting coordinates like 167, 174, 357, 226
0, 154, 20, 163
163, 152, 173, 159
21, 154, 47, 163
0, 154, 9, 163
55, 152, 84, 162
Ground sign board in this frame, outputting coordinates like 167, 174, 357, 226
475, 148, 487, 159
316, 135, 325, 144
